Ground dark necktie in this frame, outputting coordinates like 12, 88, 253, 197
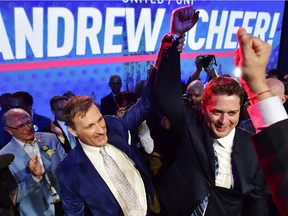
192, 139, 219, 216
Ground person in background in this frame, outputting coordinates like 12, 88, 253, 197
183, 79, 205, 109
155, 6, 269, 215
11, 91, 50, 132
115, 91, 154, 156
62, 91, 76, 100
0, 93, 13, 148
184, 54, 219, 91
100, 74, 122, 116
0, 153, 19, 216
44, 96, 78, 153
239, 78, 286, 134
234, 27, 288, 216
266, 68, 284, 81
0, 108, 66, 216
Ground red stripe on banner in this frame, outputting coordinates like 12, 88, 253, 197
0, 51, 235, 72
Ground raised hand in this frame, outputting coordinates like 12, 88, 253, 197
50, 120, 63, 137
29, 154, 42, 179
234, 28, 272, 103
170, 6, 199, 36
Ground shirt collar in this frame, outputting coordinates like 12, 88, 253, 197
57, 120, 66, 127
80, 140, 102, 156
14, 137, 36, 148
215, 128, 235, 149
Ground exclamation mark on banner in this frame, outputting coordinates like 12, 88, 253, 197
267, 13, 280, 46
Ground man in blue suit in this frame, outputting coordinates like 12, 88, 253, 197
56, 7, 187, 214
0, 108, 66, 216
56, 75, 155, 215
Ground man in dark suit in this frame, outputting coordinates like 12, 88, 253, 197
155, 6, 269, 215
44, 96, 78, 153
0, 93, 13, 148
100, 74, 122, 115
11, 91, 50, 132
235, 27, 288, 216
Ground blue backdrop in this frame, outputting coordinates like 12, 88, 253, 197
0, 0, 285, 118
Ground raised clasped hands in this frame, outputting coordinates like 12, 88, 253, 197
170, 6, 200, 37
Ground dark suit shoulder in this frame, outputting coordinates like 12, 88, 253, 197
101, 93, 113, 102
104, 116, 128, 141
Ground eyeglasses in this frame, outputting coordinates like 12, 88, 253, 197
6, 119, 34, 131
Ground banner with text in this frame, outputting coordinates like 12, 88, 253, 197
0, 0, 285, 117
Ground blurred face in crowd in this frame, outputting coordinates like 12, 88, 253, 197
202, 94, 240, 138
12, 97, 32, 115
52, 99, 67, 122
0, 93, 14, 113
186, 80, 204, 106
4, 108, 35, 143
188, 88, 203, 106
109, 76, 122, 95
69, 104, 108, 147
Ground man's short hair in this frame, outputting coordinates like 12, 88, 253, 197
12, 91, 33, 106
186, 80, 204, 95
49, 96, 68, 110
109, 74, 122, 84
62, 96, 97, 129
202, 76, 244, 108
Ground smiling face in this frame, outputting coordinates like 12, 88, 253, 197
69, 104, 108, 147
4, 108, 35, 143
202, 94, 240, 138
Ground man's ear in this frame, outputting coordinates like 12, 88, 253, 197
281, 95, 287, 104
4, 127, 13, 136
68, 126, 78, 137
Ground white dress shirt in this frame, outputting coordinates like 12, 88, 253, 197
214, 128, 235, 189
80, 142, 147, 216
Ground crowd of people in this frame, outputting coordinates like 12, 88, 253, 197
0, 5, 288, 216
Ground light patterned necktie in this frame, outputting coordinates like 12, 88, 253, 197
100, 147, 143, 216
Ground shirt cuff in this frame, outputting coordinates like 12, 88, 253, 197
32, 175, 43, 182
248, 96, 288, 133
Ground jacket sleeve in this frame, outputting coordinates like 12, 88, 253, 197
251, 119, 288, 216
119, 63, 156, 131
155, 34, 187, 127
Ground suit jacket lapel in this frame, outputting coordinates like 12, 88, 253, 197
108, 132, 148, 175
10, 138, 30, 170
187, 124, 216, 183
108, 132, 154, 197
35, 135, 52, 171
231, 128, 250, 190
75, 145, 120, 207
54, 119, 73, 152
